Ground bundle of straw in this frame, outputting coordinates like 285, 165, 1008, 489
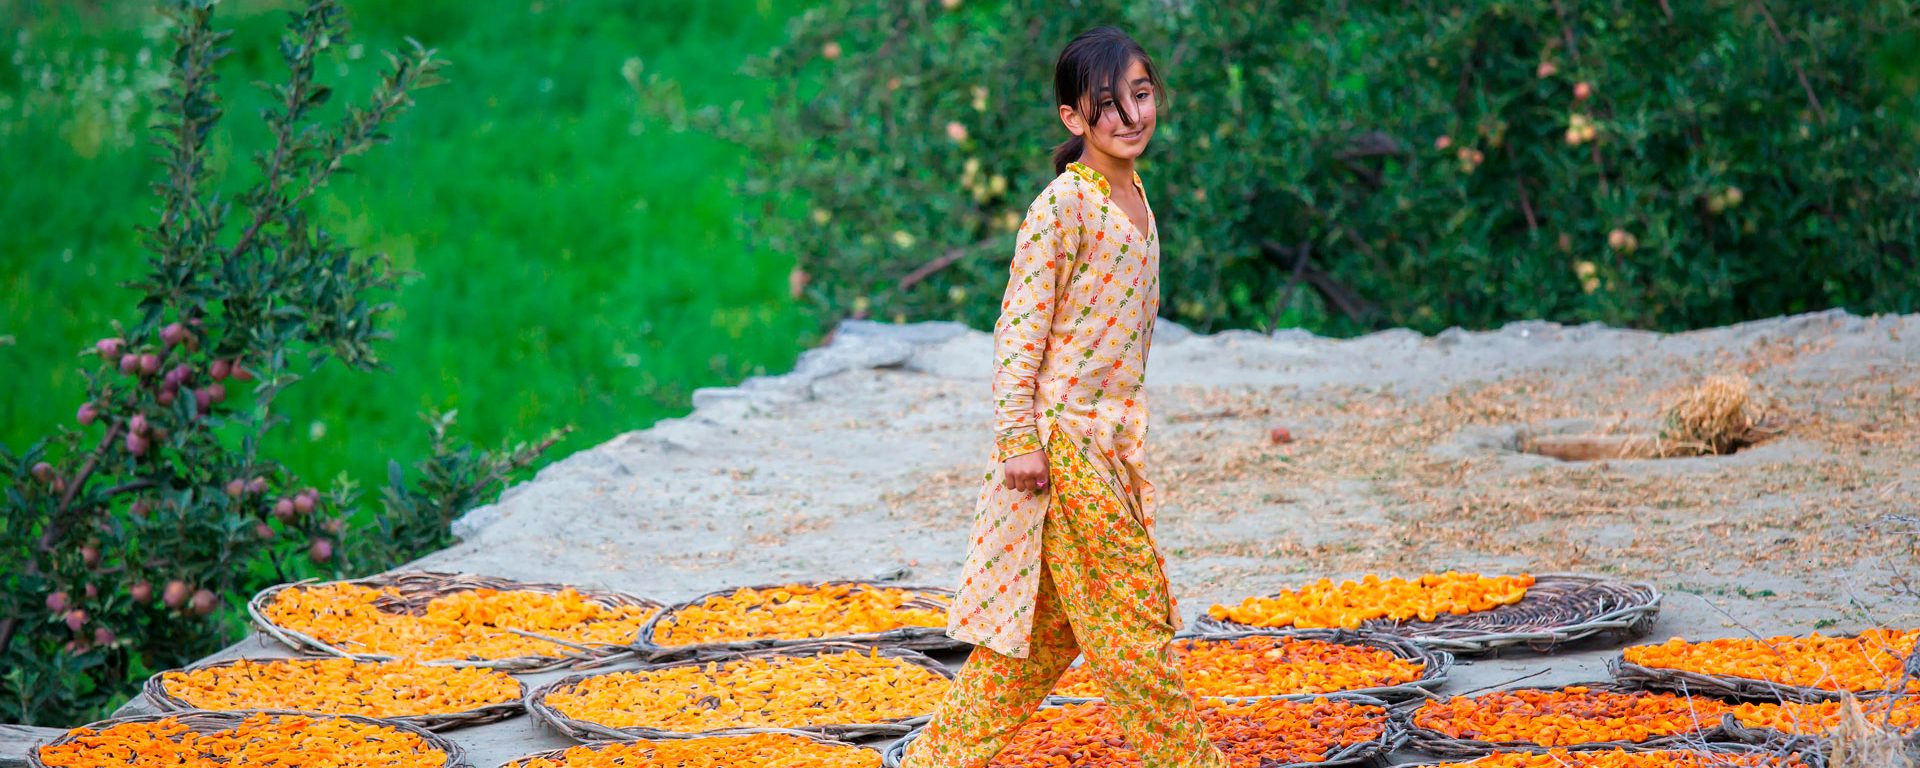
1657, 374, 1765, 457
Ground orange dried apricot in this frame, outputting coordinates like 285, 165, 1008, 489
158, 657, 520, 718
36, 713, 449, 767
1411, 686, 1730, 746
1730, 697, 1920, 737
1451, 748, 1809, 768
985, 697, 1387, 768
1052, 634, 1425, 699
507, 732, 881, 768
1208, 572, 1534, 630
543, 647, 949, 733
1623, 629, 1919, 695
258, 582, 657, 662
650, 583, 947, 646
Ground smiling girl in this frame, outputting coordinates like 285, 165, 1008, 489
902, 26, 1227, 768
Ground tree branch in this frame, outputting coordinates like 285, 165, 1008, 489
46, 421, 126, 550
896, 237, 1000, 292
1752, 0, 1827, 124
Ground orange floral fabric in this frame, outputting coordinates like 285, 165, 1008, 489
906, 429, 1225, 768
947, 161, 1173, 659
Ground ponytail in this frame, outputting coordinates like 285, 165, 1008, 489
1051, 136, 1084, 175
1048, 27, 1161, 176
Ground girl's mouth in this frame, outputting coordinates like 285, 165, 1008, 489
1114, 127, 1145, 142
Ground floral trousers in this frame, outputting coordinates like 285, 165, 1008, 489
903, 429, 1227, 768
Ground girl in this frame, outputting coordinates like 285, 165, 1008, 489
902, 27, 1228, 768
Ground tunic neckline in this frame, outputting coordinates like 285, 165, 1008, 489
1066, 161, 1155, 244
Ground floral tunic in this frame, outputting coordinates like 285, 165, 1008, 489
947, 161, 1176, 659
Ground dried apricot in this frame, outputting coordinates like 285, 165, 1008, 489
157, 657, 520, 719
1208, 572, 1534, 630
650, 583, 947, 647
542, 647, 949, 733
1623, 629, 1919, 695
1052, 634, 1425, 699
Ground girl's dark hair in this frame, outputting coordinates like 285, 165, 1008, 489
1051, 26, 1163, 175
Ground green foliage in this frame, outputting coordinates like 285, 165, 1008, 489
696, 0, 1920, 334
2, 0, 811, 544
0, 1, 575, 726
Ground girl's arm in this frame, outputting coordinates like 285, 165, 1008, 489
992, 188, 1079, 485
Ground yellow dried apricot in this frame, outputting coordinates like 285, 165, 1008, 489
543, 648, 949, 733
158, 658, 520, 718
1208, 572, 1534, 630
651, 583, 947, 647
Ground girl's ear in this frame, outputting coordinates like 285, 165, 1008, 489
1058, 104, 1086, 138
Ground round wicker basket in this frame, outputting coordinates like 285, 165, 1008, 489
634, 579, 961, 661
497, 732, 884, 768
1610, 631, 1920, 703
880, 692, 1400, 768
142, 655, 525, 731
1196, 572, 1662, 655
527, 640, 955, 742
249, 570, 663, 673
27, 710, 467, 768
1393, 681, 1737, 757
1044, 627, 1453, 705
1391, 742, 1825, 768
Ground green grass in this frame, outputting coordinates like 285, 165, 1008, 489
1, 0, 814, 513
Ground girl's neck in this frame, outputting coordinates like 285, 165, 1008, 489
1075, 148, 1135, 193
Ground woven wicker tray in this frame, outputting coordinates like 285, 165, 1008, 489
1394, 681, 1737, 757
527, 640, 956, 742
1611, 631, 1920, 703
1196, 572, 1662, 655
633, 579, 961, 661
27, 710, 468, 768
1394, 742, 1825, 768
1716, 695, 1920, 751
1044, 628, 1453, 705
142, 655, 525, 731
249, 570, 663, 673
880, 692, 1401, 768
497, 732, 884, 768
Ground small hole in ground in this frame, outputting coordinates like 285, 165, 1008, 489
1516, 429, 1771, 462
1517, 374, 1778, 462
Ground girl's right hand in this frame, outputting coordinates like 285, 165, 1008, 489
1002, 449, 1049, 493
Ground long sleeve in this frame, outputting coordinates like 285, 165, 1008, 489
991, 188, 1078, 461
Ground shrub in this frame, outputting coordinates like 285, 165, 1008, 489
665, 0, 1920, 335
0, 0, 561, 725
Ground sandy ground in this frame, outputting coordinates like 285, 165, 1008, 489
73, 310, 1920, 768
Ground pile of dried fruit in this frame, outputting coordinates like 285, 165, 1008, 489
649, 583, 947, 647
1444, 748, 1809, 768
506, 733, 881, 768
1411, 686, 1730, 746
1051, 634, 1426, 699
1207, 572, 1535, 630
1730, 697, 1920, 737
258, 582, 657, 661
36, 713, 450, 767
984, 697, 1387, 768
1623, 629, 1920, 694
157, 658, 521, 718
541, 648, 950, 733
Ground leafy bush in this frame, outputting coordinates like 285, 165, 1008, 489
0, 0, 559, 726
674, 0, 1920, 334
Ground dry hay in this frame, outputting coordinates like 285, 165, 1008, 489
1517, 374, 1772, 461
1656, 374, 1769, 457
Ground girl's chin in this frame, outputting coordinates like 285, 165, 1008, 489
1096, 136, 1150, 158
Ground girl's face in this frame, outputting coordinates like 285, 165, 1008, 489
1063, 57, 1158, 165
